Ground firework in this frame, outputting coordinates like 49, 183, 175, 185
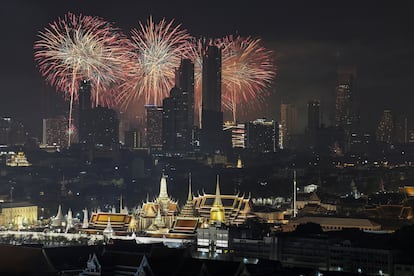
34, 12, 133, 145
189, 36, 276, 124
117, 16, 192, 109
220, 35, 276, 122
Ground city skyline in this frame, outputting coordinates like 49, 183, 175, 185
1, 1, 413, 138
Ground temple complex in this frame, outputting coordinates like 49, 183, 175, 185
136, 175, 179, 231
193, 176, 256, 226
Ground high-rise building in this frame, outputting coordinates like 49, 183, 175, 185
307, 100, 320, 132
335, 66, 359, 146
89, 106, 119, 148
223, 121, 246, 149
78, 80, 92, 145
77, 80, 119, 149
280, 103, 298, 149
162, 59, 195, 153
376, 109, 393, 144
162, 86, 190, 152
177, 59, 195, 129
42, 116, 68, 148
201, 45, 223, 153
246, 119, 277, 153
124, 129, 143, 149
145, 105, 163, 150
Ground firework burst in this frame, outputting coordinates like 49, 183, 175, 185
220, 35, 276, 122
117, 16, 193, 109
189, 36, 276, 124
34, 12, 133, 144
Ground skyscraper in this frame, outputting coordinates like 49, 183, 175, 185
42, 116, 68, 148
280, 103, 298, 149
201, 46, 223, 153
89, 106, 119, 148
223, 122, 246, 149
307, 100, 320, 132
246, 119, 277, 153
335, 67, 359, 126
77, 79, 119, 149
376, 109, 394, 144
78, 79, 92, 145
335, 66, 359, 152
177, 59, 195, 129
162, 86, 190, 152
162, 59, 195, 152
146, 105, 163, 150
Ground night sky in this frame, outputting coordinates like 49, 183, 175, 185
1, 0, 413, 138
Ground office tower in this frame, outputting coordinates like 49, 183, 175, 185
162, 59, 195, 152
335, 66, 359, 152
124, 129, 143, 149
78, 79, 92, 144
223, 121, 246, 149
162, 86, 190, 152
335, 66, 357, 127
90, 106, 119, 148
177, 59, 195, 129
246, 119, 277, 153
42, 116, 68, 148
376, 109, 393, 144
201, 45, 223, 153
280, 103, 298, 149
394, 116, 408, 144
145, 105, 163, 150
307, 100, 320, 132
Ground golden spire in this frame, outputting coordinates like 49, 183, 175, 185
210, 175, 225, 224
213, 175, 223, 207
187, 172, 193, 201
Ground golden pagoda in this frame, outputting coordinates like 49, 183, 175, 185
209, 175, 225, 224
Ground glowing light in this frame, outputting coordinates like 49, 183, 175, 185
34, 12, 134, 145
117, 16, 192, 109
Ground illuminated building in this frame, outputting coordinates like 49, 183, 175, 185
280, 103, 298, 149
124, 129, 143, 149
193, 177, 255, 226
335, 66, 359, 151
376, 109, 394, 144
145, 105, 163, 151
42, 116, 68, 148
6, 151, 31, 167
223, 121, 246, 148
246, 119, 277, 153
335, 66, 357, 128
0, 202, 38, 229
137, 175, 179, 231
201, 45, 224, 153
209, 176, 226, 224
162, 86, 191, 152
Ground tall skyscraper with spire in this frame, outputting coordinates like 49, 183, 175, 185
201, 45, 223, 153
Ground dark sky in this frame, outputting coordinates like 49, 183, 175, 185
1, 0, 413, 137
